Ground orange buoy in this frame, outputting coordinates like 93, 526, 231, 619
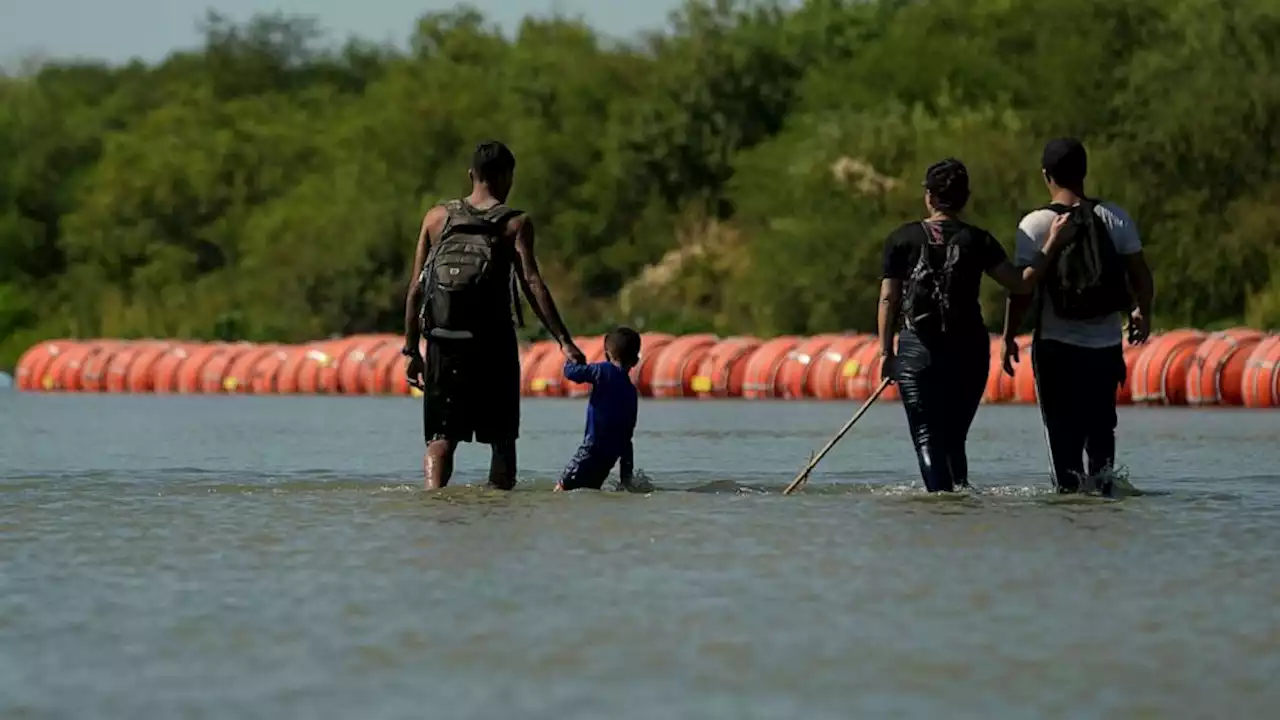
221, 345, 274, 393
150, 345, 195, 393
337, 336, 391, 394
78, 341, 124, 392
317, 336, 364, 393
845, 340, 900, 402
650, 334, 718, 398
295, 347, 337, 395
807, 335, 875, 400
692, 337, 762, 398
1241, 335, 1280, 408
175, 344, 229, 394
520, 341, 558, 394
125, 343, 171, 393
528, 341, 572, 397
775, 335, 839, 399
1132, 330, 1205, 405
1115, 344, 1143, 405
741, 336, 802, 399
274, 345, 312, 394
198, 343, 255, 393
1184, 328, 1265, 407
250, 347, 294, 394
565, 336, 608, 398
16, 341, 73, 392
363, 340, 403, 394
630, 333, 675, 397
105, 341, 160, 393
41, 342, 96, 391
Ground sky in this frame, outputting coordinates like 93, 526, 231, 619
0, 0, 685, 65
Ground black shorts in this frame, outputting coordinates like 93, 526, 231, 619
422, 333, 520, 445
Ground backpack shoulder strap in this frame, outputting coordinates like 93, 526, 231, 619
1040, 202, 1073, 214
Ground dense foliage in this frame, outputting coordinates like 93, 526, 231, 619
2, 0, 1278, 369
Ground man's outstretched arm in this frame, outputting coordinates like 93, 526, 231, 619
512, 215, 581, 359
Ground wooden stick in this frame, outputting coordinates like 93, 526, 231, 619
782, 377, 892, 495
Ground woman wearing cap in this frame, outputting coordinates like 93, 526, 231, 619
877, 158, 1069, 492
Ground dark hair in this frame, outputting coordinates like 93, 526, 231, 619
1041, 137, 1087, 189
922, 157, 970, 213
471, 140, 516, 183
605, 327, 641, 367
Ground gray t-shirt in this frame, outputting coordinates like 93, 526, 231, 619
1014, 202, 1142, 348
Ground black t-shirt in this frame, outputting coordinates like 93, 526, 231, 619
881, 219, 1008, 336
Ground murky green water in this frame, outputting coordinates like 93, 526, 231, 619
2, 393, 1278, 718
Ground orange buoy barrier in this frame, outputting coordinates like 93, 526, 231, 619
650, 334, 717, 398
1116, 344, 1143, 406
9, 331, 1276, 406
1185, 328, 1264, 407
1242, 336, 1280, 408
807, 335, 875, 400
565, 336, 607, 398
631, 333, 675, 396
1132, 330, 1205, 405
741, 336, 802, 399
776, 335, 839, 399
692, 337, 761, 398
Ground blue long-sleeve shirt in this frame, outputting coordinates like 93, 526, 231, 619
563, 360, 638, 477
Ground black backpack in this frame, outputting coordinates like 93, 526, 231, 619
902, 221, 963, 333
419, 199, 524, 339
1040, 199, 1131, 321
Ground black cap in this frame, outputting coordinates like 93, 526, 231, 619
1041, 138, 1087, 185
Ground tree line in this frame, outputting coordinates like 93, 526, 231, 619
2, 0, 1277, 370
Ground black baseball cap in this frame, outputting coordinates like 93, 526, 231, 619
1041, 138, 1087, 184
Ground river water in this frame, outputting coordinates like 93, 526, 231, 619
1, 393, 1278, 719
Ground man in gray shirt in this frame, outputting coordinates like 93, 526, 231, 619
1001, 138, 1155, 494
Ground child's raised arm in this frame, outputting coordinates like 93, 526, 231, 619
563, 359, 601, 384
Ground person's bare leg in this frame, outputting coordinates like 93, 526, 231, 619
487, 439, 517, 490
424, 438, 457, 490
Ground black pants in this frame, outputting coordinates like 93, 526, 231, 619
558, 444, 622, 491
895, 328, 989, 492
1031, 339, 1126, 493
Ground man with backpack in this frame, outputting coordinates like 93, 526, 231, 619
403, 140, 585, 490
1001, 138, 1155, 494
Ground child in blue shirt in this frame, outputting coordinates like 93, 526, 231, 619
556, 327, 641, 491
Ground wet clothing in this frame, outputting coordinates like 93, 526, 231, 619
422, 332, 521, 444
882, 219, 1006, 492
1016, 202, 1142, 492
1032, 339, 1126, 493
558, 361, 638, 491
420, 198, 524, 446
893, 328, 989, 492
